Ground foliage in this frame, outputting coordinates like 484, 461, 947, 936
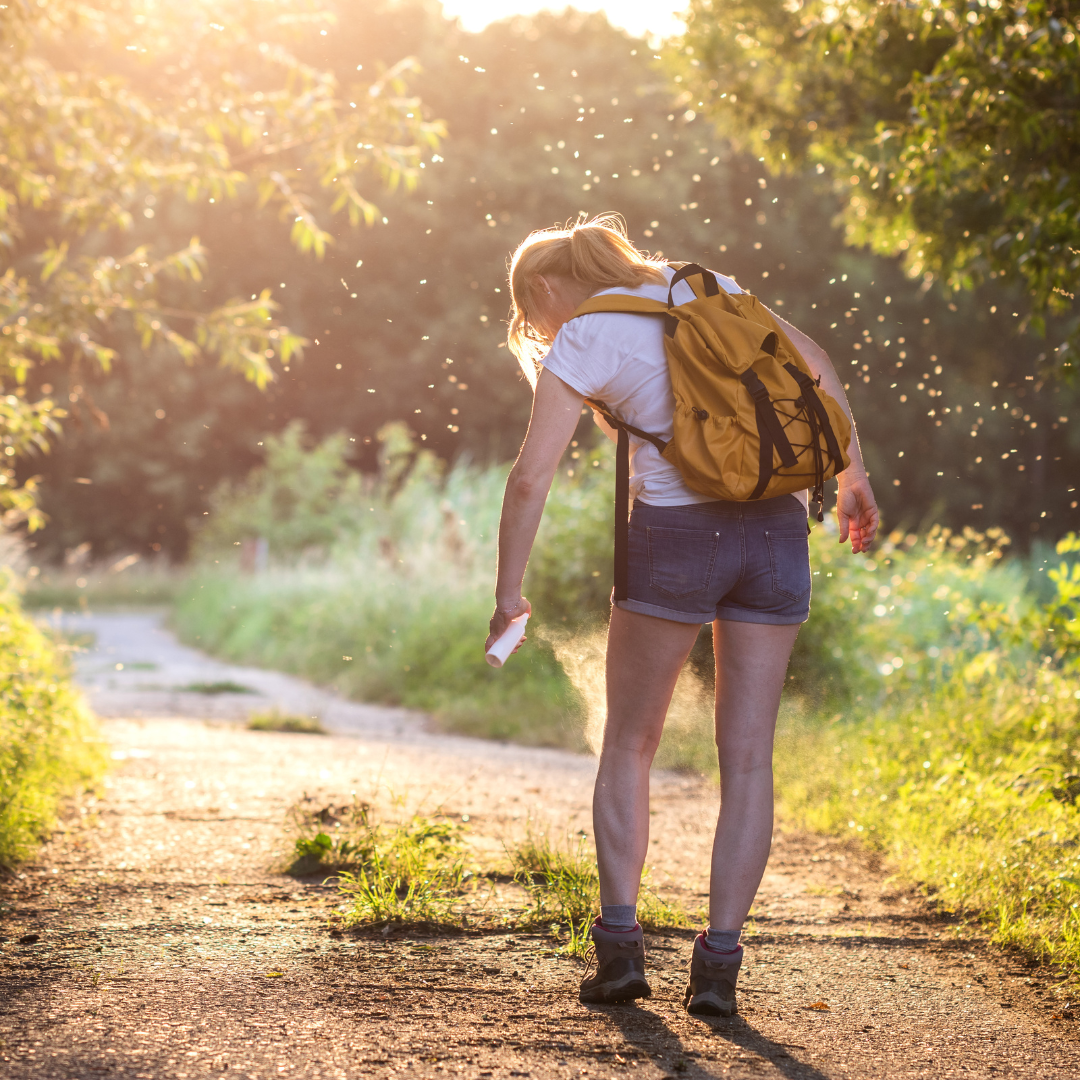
778, 664, 1080, 975
0, 576, 105, 866
27, 4, 1080, 561
774, 533, 1080, 975
510, 830, 692, 956
285, 795, 470, 925
674, 0, 1080, 367
194, 420, 365, 558
247, 709, 325, 733
0, 0, 440, 527
175, 424, 592, 745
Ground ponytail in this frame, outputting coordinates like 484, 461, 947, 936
506, 212, 666, 385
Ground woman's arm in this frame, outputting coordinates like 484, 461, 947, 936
768, 309, 879, 554
487, 368, 584, 649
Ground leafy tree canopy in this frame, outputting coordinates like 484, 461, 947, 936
16, 3, 1080, 560
674, 0, 1080, 369
0, 0, 441, 527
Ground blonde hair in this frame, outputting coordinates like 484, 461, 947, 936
506, 212, 667, 385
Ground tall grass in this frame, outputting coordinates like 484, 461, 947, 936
0, 575, 106, 866
774, 534, 1080, 974
174, 421, 613, 745
22, 559, 182, 610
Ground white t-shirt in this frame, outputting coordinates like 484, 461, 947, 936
542, 265, 770, 506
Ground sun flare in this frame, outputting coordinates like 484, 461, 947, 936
441, 0, 687, 39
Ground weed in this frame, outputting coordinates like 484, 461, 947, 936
510, 831, 598, 931
336, 816, 469, 928
283, 797, 690, 943
247, 710, 325, 734
507, 828, 691, 955
182, 680, 254, 695
285, 798, 378, 875
285, 796, 472, 927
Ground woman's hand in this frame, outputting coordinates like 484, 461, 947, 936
837, 472, 879, 554
485, 596, 532, 655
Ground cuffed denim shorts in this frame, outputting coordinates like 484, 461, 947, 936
615, 494, 811, 626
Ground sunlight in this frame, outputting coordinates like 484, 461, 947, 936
441, 0, 688, 39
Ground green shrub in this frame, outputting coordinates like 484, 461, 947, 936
787, 523, 1033, 707
0, 578, 105, 866
776, 534, 1080, 976
177, 423, 616, 745
193, 420, 366, 560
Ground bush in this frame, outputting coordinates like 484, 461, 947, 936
176, 423, 606, 745
776, 533, 1080, 975
193, 420, 366, 560
0, 578, 105, 866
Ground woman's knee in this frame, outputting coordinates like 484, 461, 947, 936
600, 721, 664, 763
715, 746, 774, 782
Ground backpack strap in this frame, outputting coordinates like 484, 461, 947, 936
740, 369, 799, 500
666, 262, 720, 302
570, 294, 679, 339
585, 398, 668, 455
584, 398, 667, 604
613, 426, 630, 602
570, 294, 670, 318
783, 363, 848, 521
782, 364, 846, 472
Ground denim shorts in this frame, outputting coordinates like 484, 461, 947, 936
615, 494, 811, 626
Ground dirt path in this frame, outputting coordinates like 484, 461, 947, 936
2, 613, 1078, 1079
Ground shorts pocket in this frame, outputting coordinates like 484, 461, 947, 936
646, 527, 720, 599
765, 531, 811, 601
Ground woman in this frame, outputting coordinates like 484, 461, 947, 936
486, 214, 878, 1019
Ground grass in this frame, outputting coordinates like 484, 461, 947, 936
22, 560, 182, 610
282, 796, 692, 945
0, 575, 106, 867
774, 532, 1080, 979
182, 680, 255, 694
247, 710, 326, 734
776, 651, 1080, 975
284, 796, 472, 927
509, 829, 693, 956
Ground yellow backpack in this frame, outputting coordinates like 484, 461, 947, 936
570, 263, 851, 600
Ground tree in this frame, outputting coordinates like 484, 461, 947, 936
0, 0, 441, 528
673, 0, 1080, 370
21, 3, 1080, 560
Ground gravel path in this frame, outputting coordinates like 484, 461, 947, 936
1, 612, 1077, 1079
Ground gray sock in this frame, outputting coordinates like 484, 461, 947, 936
599, 905, 637, 931
704, 927, 741, 953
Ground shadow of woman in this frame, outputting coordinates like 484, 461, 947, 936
590, 1000, 836, 1080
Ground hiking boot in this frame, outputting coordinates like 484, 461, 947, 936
683, 934, 742, 1020
578, 918, 651, 1005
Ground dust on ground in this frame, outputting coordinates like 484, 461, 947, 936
1, 613, 1078, 1079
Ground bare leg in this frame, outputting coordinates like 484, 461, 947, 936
593, 607, 701, 907
709, 619, 801, 930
